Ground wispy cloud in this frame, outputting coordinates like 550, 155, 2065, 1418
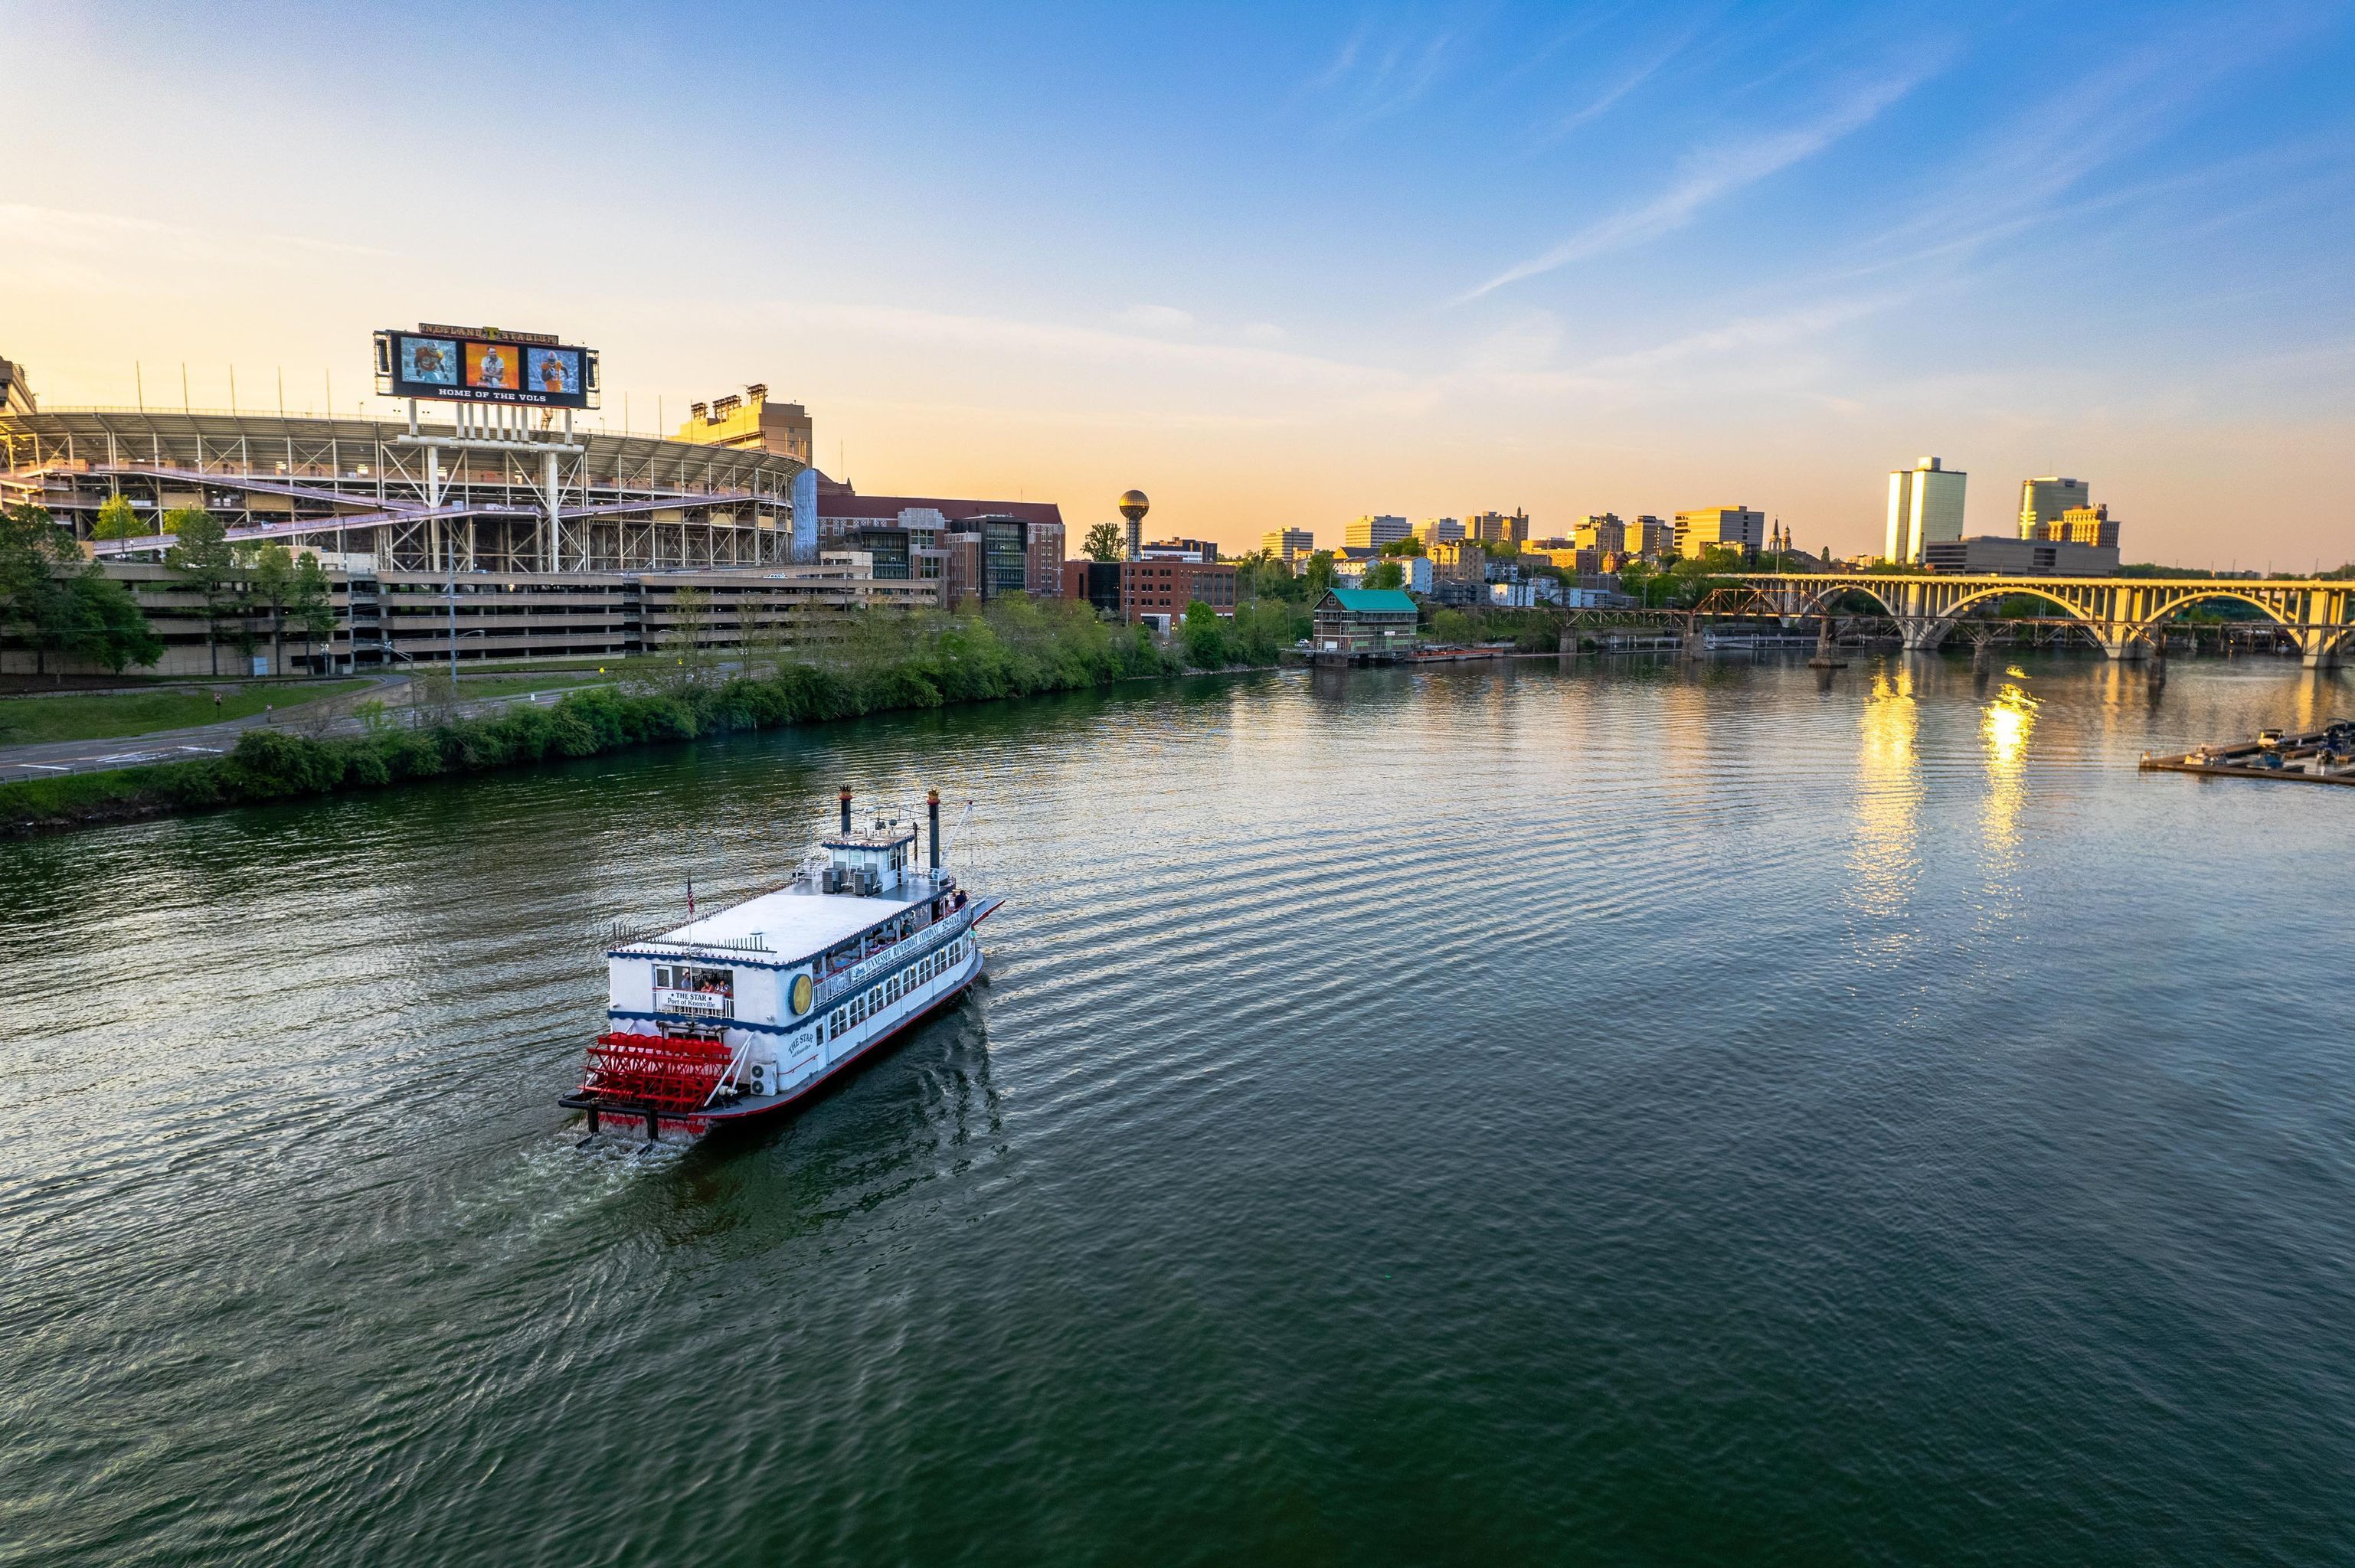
1297, 17, 1464, 136
1457, 66, 1936, 302
1860, 8, 2335, 272
1582, 293, 1905, 375
1534, 14, 1716, 143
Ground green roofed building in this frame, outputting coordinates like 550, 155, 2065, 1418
1312, 587, 1419, 662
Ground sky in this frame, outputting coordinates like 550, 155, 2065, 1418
4, 0, 2353, 567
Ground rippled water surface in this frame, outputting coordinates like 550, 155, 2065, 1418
5, 653, 2353, 1565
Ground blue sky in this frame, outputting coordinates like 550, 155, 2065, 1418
5, 1, 2353, 563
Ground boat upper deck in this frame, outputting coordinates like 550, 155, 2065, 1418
622, 877, 956, 967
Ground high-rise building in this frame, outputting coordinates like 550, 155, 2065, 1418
1885, 457, 1967, 564
2018, 476, 2090, 540
1573, 514, 1626, 555
1346, 514, 1411, 549
1465, 510, 1529, 545
1412, 517, 1464, 545
1675, 506, 1766, 559
1262, 527, 1314, 562
1622, 515, 1672, 557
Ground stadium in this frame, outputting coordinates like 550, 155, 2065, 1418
0, 328, 1055, 675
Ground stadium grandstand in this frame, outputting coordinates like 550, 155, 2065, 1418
0, 384, 960, 675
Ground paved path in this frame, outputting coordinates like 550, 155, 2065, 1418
0, 675, 614, 782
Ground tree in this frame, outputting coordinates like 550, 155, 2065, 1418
1429, 607, 1475, 645
1228, 598, 1300, 663
0, 505, 161, 678
659, 586, 718, 687
289, 552, 337, 671
247, 542, 297, 677
1379, 537, 1426, 557
163, 508, 242, 675
1083, 521, 1125, 562
67, 571, 165, 674
1365, 560, 1405, 591
1303, 550, 1336, 596
1179, 599, 1228, 668
92, 495, 144, 541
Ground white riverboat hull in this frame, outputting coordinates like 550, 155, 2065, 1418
564, 894, 1003, 1143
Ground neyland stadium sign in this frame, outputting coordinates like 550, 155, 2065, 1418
374, 324, 600, 410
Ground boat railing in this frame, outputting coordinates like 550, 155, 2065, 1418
813, 906, 967, 1009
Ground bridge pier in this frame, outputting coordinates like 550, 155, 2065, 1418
2299, 632, 2343, 670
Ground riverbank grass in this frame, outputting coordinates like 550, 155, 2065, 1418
0, 680, 371, 744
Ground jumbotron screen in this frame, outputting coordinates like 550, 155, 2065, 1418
373, 326, 600, 409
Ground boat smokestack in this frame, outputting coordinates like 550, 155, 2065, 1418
927, 789, 941, 872
839, 787, 852, 835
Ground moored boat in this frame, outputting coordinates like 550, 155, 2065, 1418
562, 787, 1002, 1142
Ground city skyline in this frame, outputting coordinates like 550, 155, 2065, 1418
4, 2, 2352, 568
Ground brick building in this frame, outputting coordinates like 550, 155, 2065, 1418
1115, 558, 1238, 626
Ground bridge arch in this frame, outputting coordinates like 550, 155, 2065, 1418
1783, 580, 1903, 622
2126, 586, 2309, 642
1921, 583, 2110, 649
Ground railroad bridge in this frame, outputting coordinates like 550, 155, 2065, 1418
1722, 573, 2354, 668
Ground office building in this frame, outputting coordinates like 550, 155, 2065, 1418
2018, 476, 2091, 540
1412, 516, 1464, 545
1466, 509, 1529, 545
1622, 516, 1672, 557
1063, 559, 1124, 617
1676, 505, 1766, 559
1885, 457, 1966, 564
1345, 514, 1411, 549
940, 514, 1065, 605
1262, 527, 1315, 562
1573, 514, 1626, 556
1922, 536, 2118, 576
2034, 504, 2119, 549
1139, 537, 1218, 563
1431, 537, 1489, 582
1118, 557, 1238, 626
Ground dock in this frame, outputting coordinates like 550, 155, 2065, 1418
2141, 720, 2355, 786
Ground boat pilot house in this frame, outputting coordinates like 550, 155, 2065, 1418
1312, 587, 1420, 663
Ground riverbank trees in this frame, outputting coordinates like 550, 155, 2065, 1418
0, 596, 1191, 834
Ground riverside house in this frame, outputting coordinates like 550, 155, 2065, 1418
1311, 587, 1419, 663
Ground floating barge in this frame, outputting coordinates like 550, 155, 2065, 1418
2141, 720, 2355, 787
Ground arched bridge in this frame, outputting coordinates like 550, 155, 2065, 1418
1723, 573, 2354, 668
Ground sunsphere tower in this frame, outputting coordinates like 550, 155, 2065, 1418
1119, 489, 1150, 562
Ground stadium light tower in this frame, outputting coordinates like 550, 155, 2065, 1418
1118, 489, 1150, 562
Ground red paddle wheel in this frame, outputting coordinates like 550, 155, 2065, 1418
581, 1031, 732, 1112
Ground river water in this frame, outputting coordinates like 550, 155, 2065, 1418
3, 652, 2352, 1565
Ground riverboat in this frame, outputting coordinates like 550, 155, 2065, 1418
562, 788, 1002, 1142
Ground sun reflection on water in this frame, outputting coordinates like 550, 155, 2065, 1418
1849, 668, 1922, 950
1980, 677, 2039, 858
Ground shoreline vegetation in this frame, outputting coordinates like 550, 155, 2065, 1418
0, 597, 1289, 838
